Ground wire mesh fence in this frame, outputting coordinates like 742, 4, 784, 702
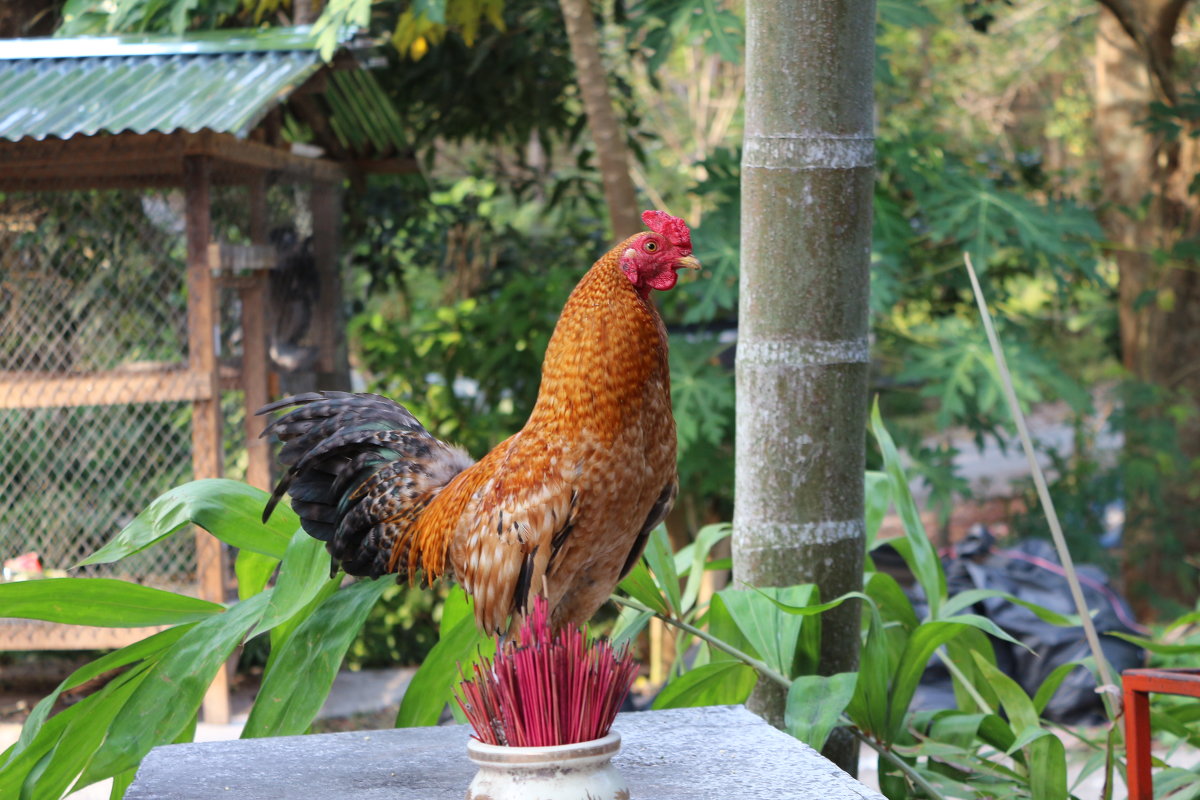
0, 181, 309, 597
0, 188, 200, 589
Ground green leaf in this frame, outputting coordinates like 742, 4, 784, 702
1108, 631, 1200, 654
845, 601, 891, 740
865, 571, 918, 632
651, 661, 757, 710
870, 400, 946, 615
888, 620, 999, 738
719, 585, 817, 677
785, 673, 858, 751
642, 526, 681, 616
243, 578, 391, 738
610, 607, 653, 650
440, 584, 474, 634
677, 523, 732, 614
396, 611, 491, 727
617, 560, 671, 616
864, 470, 891, 551
969, 652, 1067, 800
4, 625, 193, 767
81, 479, 298, 565
0, 579, 222, 627
1033, 661, 1083, 715
79, 591, 272, 783
940, 588, 1080, 627
250, 530, 332, 638
235, 549, 279, 601
704, 592, 759, 663
31, 664, 153, 799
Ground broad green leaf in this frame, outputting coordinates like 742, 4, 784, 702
944, 628, 999, 714
81, 479, 299, 565
264, 574, 341, 676
31, 665, 153, 800
235, 548, 279, 601
651, 660, 757, 710
79, 591, 272, 783
1108, 631, 1200, 655
941, 588, 1080, 626
870, 400, 945, 615
0, 688, 92, 797
610, 607, 653, 651
969, 652, 1067, 800
107, 768, 137, 800
440, 584, 473, 634
1033, 661, 1083, 715
396, 612, 491, 727
785, 673, 858, 752
677, 523, 731, 614
846, 601, 891, 740
642, 527, 681, 616
5, 625, 193, 766
864, 470, 891, 551
704, 592, 759, 664
888, 621, 997, 738
617, 560, 671, 616
250, 530, 332, 638
865, 571, 918, 632
243, 578, 391, 738
0, 579, 222, 628
719, 585, 817, 677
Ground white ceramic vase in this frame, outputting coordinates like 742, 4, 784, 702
465, 731, 629, 800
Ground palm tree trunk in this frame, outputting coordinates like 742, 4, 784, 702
733, 0, 875, 773
558, 0, 641, 238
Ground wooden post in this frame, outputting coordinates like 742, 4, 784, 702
185, 155, 231, 725
242, 174, 272, 491
310, 180, 350, 391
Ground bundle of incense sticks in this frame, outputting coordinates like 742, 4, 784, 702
455, 595, 638, 747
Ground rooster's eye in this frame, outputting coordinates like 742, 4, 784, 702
644, 241, 658, 252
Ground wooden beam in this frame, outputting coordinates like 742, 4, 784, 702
352, 157, 420, 175
208, 242, 277, 273
0, 132, 184, 169
0, 370, 213, 409
185, 131, 346, 184
0, 622, 170, 651
0, 131, 345, 191
185, 155, 231, 726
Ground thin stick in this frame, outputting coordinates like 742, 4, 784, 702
962, 252, 1119, 719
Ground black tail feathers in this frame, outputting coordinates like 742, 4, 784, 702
258, 392, 473, 577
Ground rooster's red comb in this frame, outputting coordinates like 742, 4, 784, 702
641, 210, 691, 252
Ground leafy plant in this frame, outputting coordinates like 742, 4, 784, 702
0, 480, 390, 798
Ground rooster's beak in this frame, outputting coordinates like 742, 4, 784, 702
675, 255, 701, 271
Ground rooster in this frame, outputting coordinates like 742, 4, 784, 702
260, 210, 699, 633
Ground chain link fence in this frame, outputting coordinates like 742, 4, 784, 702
0, 181, 311, 598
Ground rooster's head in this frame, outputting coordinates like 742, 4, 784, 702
619, 210, 701, 296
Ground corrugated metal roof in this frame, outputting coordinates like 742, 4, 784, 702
0, 51, 321, 141
0, 27, 407, 155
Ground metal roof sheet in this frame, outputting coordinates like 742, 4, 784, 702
0, 50, 323, 141
0, 27, 406, 155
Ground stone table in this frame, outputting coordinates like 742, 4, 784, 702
126, 705, 884, 799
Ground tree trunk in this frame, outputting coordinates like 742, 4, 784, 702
1093, 0, 1200, 615
733, 0, 874, 773
557, 0, 642, 239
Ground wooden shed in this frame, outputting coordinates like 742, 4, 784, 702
0, 26, 411, 722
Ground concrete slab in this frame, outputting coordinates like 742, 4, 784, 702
125, 706, 885, 800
